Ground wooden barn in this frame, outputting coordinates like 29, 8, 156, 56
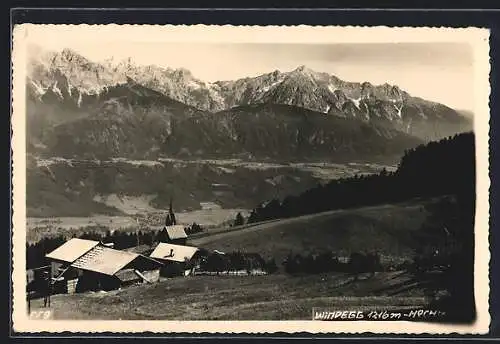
44, 238, 101, 293
45, 238, 99, 277
149, 243, 202, 277
45, 238, 163, 294
161, 225, 188, 245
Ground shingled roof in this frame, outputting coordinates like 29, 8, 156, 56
45, 238, 100, 263
150, 243, 198, 263
165, 225, 187, 240
70, 246, 139, 276
46, 239, 163, 278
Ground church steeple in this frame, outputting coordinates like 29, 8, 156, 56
165, 197, 177, 226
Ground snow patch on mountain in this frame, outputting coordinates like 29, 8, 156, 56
25, 46, 471, 143
347, 96, 362, 109
52, 82, 64, 99
261, 78, 284, 93
328, 84, 337, 94
30, 80, 46, 97
394, 104, 404, 118
188, 80, 202, 89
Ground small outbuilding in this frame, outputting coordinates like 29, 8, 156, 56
150, 242, 201, 277
159, 225, 188, 245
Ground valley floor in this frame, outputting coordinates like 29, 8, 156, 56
29, 271, 430, 320
26, 207, 251, 243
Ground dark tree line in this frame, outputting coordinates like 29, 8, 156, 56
410, 193, 476, 323
26, 236, 66, 270
233, 212, 245, 227
248, 132, 475, 223
185, 222, 203, 235
282, 251, 384, 275
246, 132, 476, 322
401, 133, 476, 323
198, 251, 278, 274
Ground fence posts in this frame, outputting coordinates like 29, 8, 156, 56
27, 291, 31, 315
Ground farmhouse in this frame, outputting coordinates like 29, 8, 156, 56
150, 243, 201, 277
45, 238, 99, 278
45, 238, 163, 294
160, 225, 188, 245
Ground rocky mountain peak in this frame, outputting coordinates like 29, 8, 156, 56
26, 46, 472, 142
290, 65, 317, 76
294, 65, 312, 73
50, 49, 94, 72
59, 48, 84, 61
171, 68, 194, 81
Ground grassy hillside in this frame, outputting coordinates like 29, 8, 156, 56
30, 271, 431, 320
28, 196, 460, 321
190, 198, 438, 264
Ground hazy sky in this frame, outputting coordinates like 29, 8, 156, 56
29, 39, 474, 111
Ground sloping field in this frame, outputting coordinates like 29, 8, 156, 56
29, 271, 430, 320
190, 200, 433, 264
28, 199, 444, 321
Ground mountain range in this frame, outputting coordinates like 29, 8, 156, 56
26, 46, 472, 162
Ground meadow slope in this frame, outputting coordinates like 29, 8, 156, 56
30, 272, 430, 320
29, 198, 445, 321
190, 199, 434, 264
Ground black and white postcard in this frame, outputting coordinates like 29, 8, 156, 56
11, 24, 491, 334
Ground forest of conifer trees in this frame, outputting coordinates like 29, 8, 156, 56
248, 132, 475, 223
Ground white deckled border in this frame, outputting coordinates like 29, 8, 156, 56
11, 24, 491, 334
13, 23, 492, 44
